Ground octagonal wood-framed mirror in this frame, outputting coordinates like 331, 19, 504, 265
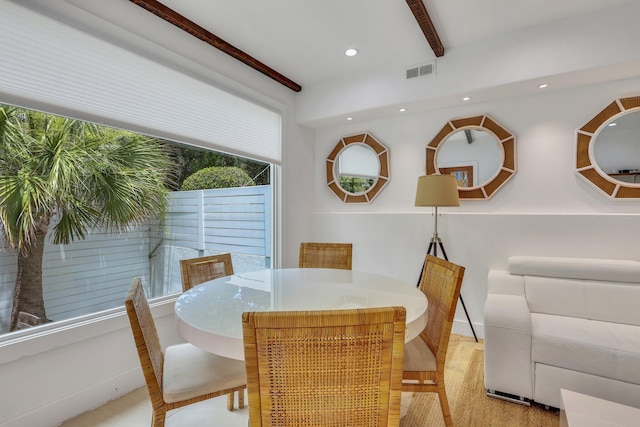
426, 114, 516, 199
576, 96, 640, 199
326, 132, 390, 203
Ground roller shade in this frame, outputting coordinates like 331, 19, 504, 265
0, 2, 281, 163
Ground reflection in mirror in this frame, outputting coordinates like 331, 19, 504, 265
426, 114, 516, 200
593, 111, 640, 184
337, 144, 379, 194
436, 128, 502, 188
576, 96, 640, 198
327, 133, 390, 203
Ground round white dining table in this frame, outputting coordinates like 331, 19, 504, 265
175, 268, 428, 360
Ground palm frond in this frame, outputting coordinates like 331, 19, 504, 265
0, 105, 177, 253
0, 173, 51, 252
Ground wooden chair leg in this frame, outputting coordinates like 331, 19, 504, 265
238, 388, 245, 409
227, 391, 235, 411
437, 385, 453, 427
151, 409, 166, 427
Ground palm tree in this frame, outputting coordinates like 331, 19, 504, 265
0, 105, 176, 330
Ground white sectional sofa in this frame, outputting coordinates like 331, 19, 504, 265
483, 256, 640, 409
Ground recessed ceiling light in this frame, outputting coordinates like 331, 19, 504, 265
345, 48, 358, 57
346, 117, 353, 121
538, 83, 548, 89
399, 108, 407, 112
463, 97, 471, 101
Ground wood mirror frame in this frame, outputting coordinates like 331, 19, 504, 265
576, 96, 640, 199
326, 133, 390, 203
426, 115, 516, 199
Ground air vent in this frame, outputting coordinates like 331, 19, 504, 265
405, 62, 435, 80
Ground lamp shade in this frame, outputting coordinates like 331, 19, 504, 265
415, 174, 460, 207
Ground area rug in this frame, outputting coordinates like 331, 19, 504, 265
400, 335, 559, 427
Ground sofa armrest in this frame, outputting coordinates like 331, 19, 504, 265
487, 269, 525, 296
484, 271, 533, 400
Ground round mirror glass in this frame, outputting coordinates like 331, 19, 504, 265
327, 133, 390, 203
336, 144, 379, 194
436, 128, 502, 188
593, 111, 640, 184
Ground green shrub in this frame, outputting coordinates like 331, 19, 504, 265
181, 166, 255, 190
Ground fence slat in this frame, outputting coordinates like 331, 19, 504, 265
0, 186, 271, 333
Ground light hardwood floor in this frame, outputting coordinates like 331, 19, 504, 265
60, 386, 413, 427
59, 386, 249, 427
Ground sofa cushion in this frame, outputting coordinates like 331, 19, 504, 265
403, 336, 436, 372
163, 343, 246, 404
525, 276, 640, 326
534, 363, 640, 410
531, 313, 640, 385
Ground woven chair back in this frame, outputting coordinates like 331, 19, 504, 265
298, 242, 353, 270
242, 307, 406, 427
124, 278, 164, 402
419, 255, 465, 362
180, 253, 234, 292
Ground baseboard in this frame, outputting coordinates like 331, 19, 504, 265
0, 368, 143, 427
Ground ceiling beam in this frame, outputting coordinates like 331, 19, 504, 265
406, 0, 444, 57
129, 0, 302, 92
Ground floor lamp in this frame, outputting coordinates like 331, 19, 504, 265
415, 174, 478, 342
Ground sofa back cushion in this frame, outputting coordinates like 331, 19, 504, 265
508, 256, 640, 326
524, 276, 640, 326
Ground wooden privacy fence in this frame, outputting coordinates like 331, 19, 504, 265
0, 186, 271, 333
160, 186, 271, 256
149, 186, 271, 296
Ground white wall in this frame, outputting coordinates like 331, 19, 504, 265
0, 303, 176, 427
302, 77, 640, 338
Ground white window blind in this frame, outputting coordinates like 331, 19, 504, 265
0, 2, 281, 163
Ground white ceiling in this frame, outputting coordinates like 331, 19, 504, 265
11, 0, 639, 128
159, 0, 630, 88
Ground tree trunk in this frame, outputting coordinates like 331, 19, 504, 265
10, 222, 49, 330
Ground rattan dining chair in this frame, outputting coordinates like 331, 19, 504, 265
179, 253, 234, 292
124, 278, 246, 427
402, 255, 465, 427
179, 253, 243, 409
242, 307, 406, 427
298, 242, 353, 270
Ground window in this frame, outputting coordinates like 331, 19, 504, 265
0, 3, 281, 336
0, 104, 274, 335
